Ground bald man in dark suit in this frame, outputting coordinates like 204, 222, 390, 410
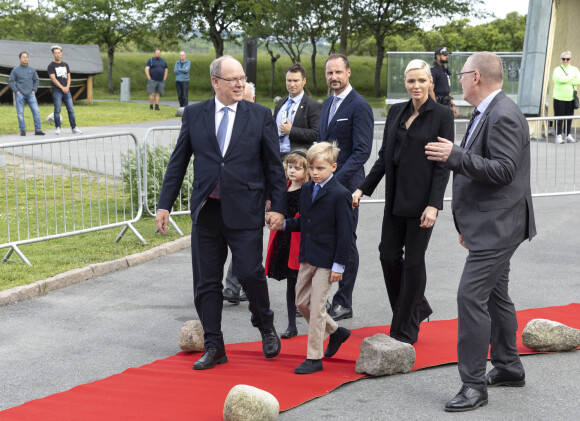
426, 52, 536, 412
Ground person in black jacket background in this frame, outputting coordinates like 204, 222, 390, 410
352, 59, 453, 344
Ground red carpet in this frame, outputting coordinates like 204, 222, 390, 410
1, 304, 578, 420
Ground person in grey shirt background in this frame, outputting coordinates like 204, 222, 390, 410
8, 52, 45, 136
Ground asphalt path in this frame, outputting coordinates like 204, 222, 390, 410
1, 191, 579, 419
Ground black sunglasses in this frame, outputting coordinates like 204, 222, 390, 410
562, 58, 571, 61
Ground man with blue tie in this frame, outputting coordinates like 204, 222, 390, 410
274, 62, 321, 156
156, 55, 287, 370
318, 54, 374, 321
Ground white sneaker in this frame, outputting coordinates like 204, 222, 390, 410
72, 127, 83, 134
566, 134, 576, 143
556, 134, 564, 144
55, 127, 61, 135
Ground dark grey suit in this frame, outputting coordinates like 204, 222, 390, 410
274, 94, 321, 151
445, 91, 536, 391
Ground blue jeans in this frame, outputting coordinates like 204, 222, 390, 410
52, 91, 77, 129
15, 92, 42, 131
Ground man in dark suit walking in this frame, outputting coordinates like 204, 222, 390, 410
274, 62, 321, 154
425, 52, 536, 412
156, 55, 287, 370
318, 54, 374, 321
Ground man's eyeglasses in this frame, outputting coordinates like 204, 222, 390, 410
562, 58, 571, 62
457, 70, 476, 80
213, 75, 247, 85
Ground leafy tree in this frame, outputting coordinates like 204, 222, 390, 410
0, 1, 64, 42
353, 0, 480, 97
55, 0, 158, 94
158, 0, 253, 58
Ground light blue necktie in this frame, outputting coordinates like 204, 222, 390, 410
217, 107, 229, 155
311, 184, 321, 202
327, 96, 340, 127
279, 98, 294, 141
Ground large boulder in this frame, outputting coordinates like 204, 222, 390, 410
223, 384, 279, 421
178, 320, 204, 352
355, 333, 415, 376
522, 319, 580, 352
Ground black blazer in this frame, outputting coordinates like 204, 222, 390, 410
318, 87, 374, 193
360, 97, 454, 217
274, 94, 321, 150
285, 177, 352, 269
157, 98, 287, 229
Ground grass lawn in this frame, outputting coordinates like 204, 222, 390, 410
0, 214, 192, 291
0, 101, 180, 136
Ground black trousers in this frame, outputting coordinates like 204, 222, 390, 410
190, 199, 274, 350
331, 205, 359, 308
554, 98, 575, 135
379, 214, 433, 344
176, 81, 189, 107
457, 244, 524, 391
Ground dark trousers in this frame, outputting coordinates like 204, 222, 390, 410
378, 214, 433, 344
554, 98, 575, 135
176, 81, 189, 107
457, 243, 524, 392
190, 199, 274, 350
331, 206, 359, 308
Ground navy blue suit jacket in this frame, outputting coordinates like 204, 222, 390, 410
285, 177, 352, 269
318, 87, 374, 193
157, 98, 287, 229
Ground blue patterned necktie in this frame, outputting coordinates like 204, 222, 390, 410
217, 107, 229, 155
461, 108, 480, 148
327, 96, 340, 127
279, 99, 294, 141
311, 184, 321, 202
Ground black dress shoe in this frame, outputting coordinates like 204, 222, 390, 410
281, 327, 298, 339
294, 359, 323, 374
330, 304, 353, 321
260, 327, 281, 358
486, 367, 525, 387
444, 386, 488, 412
239, 289, 248, 301
20, 131, 26, 136
193, 347, 227, 370
324, 327, 351, 357
222, 288, 240, 304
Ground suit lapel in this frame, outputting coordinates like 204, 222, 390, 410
467, 91, 505, 150
203, 98, 222, 156
225, 100, 250, 157
325, 89, 355, 138
294, 96, 307, 123
312, 177, 335, 205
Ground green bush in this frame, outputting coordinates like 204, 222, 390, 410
121, 142, 193, 211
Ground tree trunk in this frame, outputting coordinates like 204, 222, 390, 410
310, 35, 319, 96
374, 38, 385, 97
270, 58, 276, 98
339, 0, 350, 55
107, 47, 115, 94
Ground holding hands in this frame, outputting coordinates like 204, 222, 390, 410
266, 211, 284, 231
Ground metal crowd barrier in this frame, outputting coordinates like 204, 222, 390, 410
0, 132, 144, 266
5, 115, 577, 266
362, 115, 580, 204
141, 126, 190, 235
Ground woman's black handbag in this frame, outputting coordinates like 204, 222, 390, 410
574, 90, 579, 109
